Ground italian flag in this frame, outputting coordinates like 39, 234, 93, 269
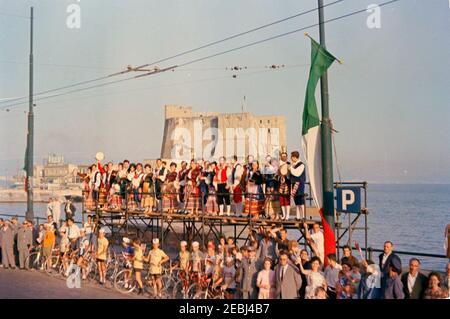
302, 37, 337, 262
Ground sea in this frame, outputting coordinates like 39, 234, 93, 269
0, 183, 448, 271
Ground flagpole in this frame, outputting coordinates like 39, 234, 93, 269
26, 6, 34, 221
317, 0, 335, 233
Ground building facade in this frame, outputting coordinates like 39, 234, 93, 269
161, 105, 287, 161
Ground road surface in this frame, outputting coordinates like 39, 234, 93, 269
0, 267, 141, 299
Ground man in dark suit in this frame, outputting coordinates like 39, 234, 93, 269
275, 251, 302, 299
400, 258, 427, 299
379, 241, 401, 289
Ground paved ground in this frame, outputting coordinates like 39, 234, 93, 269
0, 267, 141, 299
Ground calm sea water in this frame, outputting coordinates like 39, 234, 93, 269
0, 184, 448, 270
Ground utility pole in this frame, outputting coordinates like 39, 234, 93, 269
26, 7, 34, 220
318, 0, 335, 232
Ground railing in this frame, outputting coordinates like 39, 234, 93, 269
0, 212, 83, 227
337, 245, 448, 264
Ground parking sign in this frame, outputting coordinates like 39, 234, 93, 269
336, 186, 361, 213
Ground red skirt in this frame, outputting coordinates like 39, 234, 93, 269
232, 185, 243, 203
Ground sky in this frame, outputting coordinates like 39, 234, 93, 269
0, 0, 449, 184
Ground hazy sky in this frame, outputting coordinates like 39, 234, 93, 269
0, 0, 449, 183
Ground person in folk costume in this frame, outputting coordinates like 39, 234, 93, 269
177, 161, 188, 212
153, 159, 167, 212
262, 155, 281, 220
184, 160, 202, 215
108, 183, 122, 211
132, 163, 144, 210
90, 163, 102, 209
97, 162, 108, 209
126, 163, 138, 212
78, 167, 94, 211
289, 151, 306, 221
205, 161, 219, 215
198, 160, 210, 205
277, 151, 291, 220
162, 162, 179, 214
215, 156, 232, 216
245, 161, 265, 219
104, 162, 115, 192
118, 160, 130, 200
229, 155, 244, 217
141, 164, 155, 214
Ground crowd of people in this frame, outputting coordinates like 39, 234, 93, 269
117, 226, 450, 299
1, 151, 449, 299
79, 152, 308, 220
2, 211, 448, 299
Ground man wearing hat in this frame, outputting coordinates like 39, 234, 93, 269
190, 241, 204, 275
17, 220, 33, 270
1, 220, 16, 269
96, 228, 109, 284
240, 246, 261, 299
148, 238, 170, 298
176, 241, 190, 272
382, 257, 405, 299
64, 197, 76, 221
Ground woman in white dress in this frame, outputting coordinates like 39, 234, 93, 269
298, 256, 327, 299
257, 258, 276, 299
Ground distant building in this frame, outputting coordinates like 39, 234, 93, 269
42, 154, 78, 186
161, 105, 287, 161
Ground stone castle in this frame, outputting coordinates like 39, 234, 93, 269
160, 105, 286, 161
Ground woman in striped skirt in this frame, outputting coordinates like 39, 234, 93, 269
262, 156, 280, 220
162, 162, 178, 214
108, 183, 122, 211
141, 164, 155, 214
244, 161, 265, 219
184, 161, 202, 214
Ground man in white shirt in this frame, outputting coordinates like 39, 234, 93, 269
64, 218, 81, 249
310, 222, 325, 264
324, 253, 342, 299
400, 258, 427, 299
90, 164, 102, 205
289, 151, 306, 220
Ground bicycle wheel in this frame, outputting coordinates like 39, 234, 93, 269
186, 283, 204, 299
86, 261, 98, 283
45, 255, 63, 277
25, 252, 46, 271
172, 280, 190, 299
114, 269, 136, 294
161, 274, 176, 293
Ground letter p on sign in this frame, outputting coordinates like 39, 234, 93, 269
342, 190, 355, 210
336, 187, 361, 213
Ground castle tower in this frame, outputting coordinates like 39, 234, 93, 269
160, 105, 286, 161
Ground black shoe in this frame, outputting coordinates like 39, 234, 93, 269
137, 288, 143, 295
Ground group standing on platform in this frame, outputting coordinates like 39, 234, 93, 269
79, 151, 309, 221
